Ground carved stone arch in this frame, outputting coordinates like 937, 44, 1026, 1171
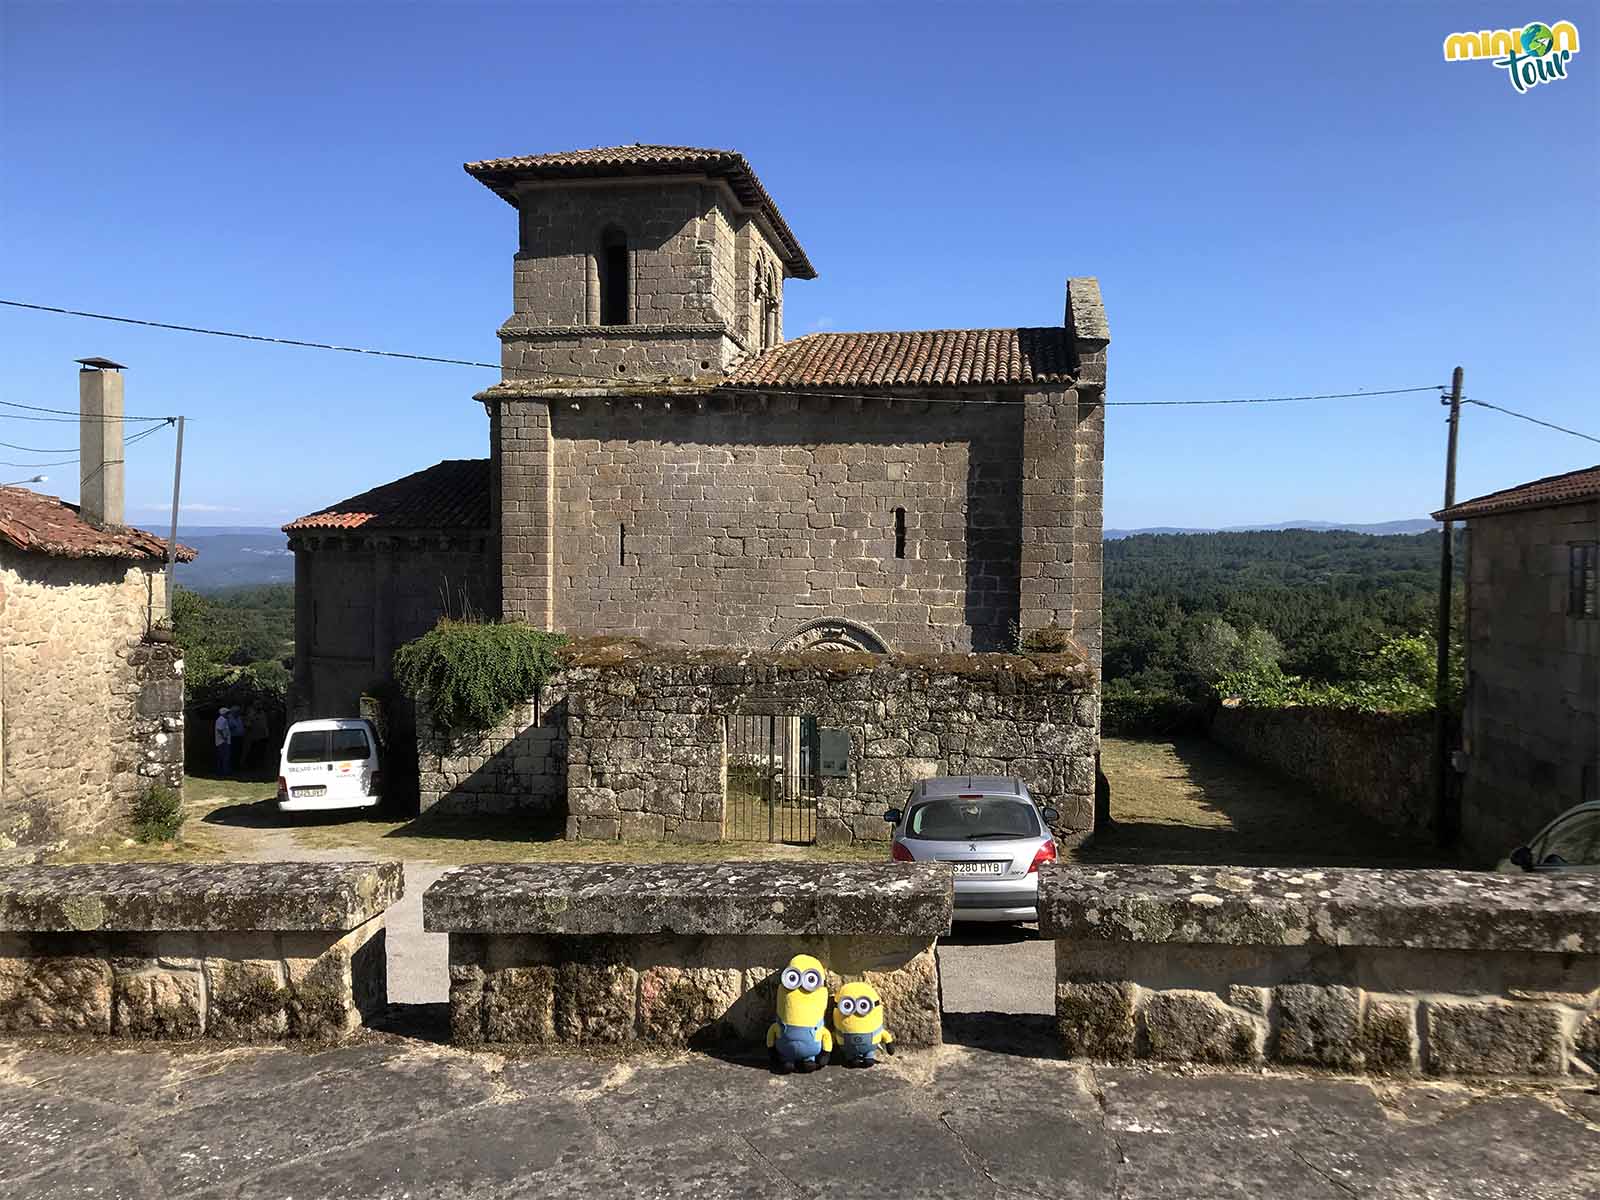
773, 618, 889, 654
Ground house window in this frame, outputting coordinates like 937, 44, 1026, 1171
894, 508, 907, 559
1570, 542, 1598, 618
599, 227, 629, 326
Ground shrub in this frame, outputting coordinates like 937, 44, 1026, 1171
1017, 621, 1078, 655
1101, 678, 1208, 737
393, 620, 568, 733
132, 784, 185, 843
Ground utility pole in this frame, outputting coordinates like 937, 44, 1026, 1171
163, 415, 186, 621
1434, 367, 1463, 847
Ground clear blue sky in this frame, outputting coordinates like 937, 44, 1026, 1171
2, 1, 1596, 529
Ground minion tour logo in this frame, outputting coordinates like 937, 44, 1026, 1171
1443, 20, 1580, 92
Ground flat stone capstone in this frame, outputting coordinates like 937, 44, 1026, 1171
1038, 864, 1600, 953
424, 862, 953, 937
0, 862, 404, 932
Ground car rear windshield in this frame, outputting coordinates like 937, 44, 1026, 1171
286, 729, 371, 763
905, 797, 1041, 840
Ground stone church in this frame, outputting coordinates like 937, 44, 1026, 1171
287, 145, 1108, 722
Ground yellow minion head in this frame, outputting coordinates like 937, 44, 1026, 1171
775, 953, 829, 1026
832, 980, 885, 1035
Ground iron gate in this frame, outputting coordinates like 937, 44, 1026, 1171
724, 714, 820, 843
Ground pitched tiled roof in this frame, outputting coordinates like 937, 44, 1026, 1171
0, 488, 195, 562
1435, 464, 1600, 521
722, 328, 1077, 391
463, 144, 816, 279
284, 460, 490, 533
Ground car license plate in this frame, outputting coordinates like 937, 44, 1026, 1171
293, 785, 327, 798
948, 861, 1005, 876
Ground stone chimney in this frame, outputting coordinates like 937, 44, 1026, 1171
77, 357, 126, 527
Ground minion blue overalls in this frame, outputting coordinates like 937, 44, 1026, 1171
773, 1018, 827, 1067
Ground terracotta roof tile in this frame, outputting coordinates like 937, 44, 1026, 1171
1435, 464, 1600, 521
723, 328, 1077, 391
463, 144, 815, 279
284, 460, 490, 533
0, 488, 195, 562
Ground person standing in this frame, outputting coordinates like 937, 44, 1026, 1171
227, 707, 246, 773
214, 707, 234, 777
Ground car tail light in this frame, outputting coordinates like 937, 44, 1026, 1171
367, 770, 383, 797
1028, 841, 1058, 873
276, 775, 288, 798
891, 840, 915, 862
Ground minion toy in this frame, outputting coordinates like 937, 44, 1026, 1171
831, 981, 894, 1067
765, 954, 832, 1073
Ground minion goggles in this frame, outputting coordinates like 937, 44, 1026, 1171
836, 996, 878, 1017
781, 966, 824, 992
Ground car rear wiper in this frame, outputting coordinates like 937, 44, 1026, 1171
967, 832, 1028, 840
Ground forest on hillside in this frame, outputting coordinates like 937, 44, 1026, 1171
1103, 529, 1456, 730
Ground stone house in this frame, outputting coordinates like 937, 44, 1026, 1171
288, 144, 1108, 835
1436, 464, 1600, 862
0, 483, 190, 857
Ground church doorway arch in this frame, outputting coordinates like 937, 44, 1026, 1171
772, 618, 889, 654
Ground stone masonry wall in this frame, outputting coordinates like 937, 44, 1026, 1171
546, 394, 1031, 652
0, 920, 387, 1040
1209, 704, 1435, 842
1043, 865, 1600, 1077
1460, 502, 1600, 865
0, 549, 174, 856
417, 687, 567, 816
560, 641, 1098, 845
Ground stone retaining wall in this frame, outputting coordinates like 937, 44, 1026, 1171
425, 861, 951, 1050
417, 687, 566, 816
561, 639, 1098, 845
1209, 704, 1435, 841
1041, 864, 1600, 1076
0, 862, 401, 1040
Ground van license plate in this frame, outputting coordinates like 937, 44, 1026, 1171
294, 786, 327, 798
949, 861, 1005, 876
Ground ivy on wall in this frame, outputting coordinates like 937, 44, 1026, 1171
393, 620, 567, 733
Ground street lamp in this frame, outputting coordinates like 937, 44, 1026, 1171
2, 474, 48, 487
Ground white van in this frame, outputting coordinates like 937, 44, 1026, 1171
277, 718, 382, 814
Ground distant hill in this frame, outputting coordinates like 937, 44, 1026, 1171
1104, 518, 1438, 539
139, 525, 293, 592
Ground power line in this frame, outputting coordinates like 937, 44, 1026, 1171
1462, 398, 1600, 447
0, 397, 173, 422
0, 437, 78, 454
0, 420, 172, 470
1, 297, 1444, 409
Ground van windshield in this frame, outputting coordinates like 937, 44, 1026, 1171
286, 729, 370, 763
905, 797, 1040, 840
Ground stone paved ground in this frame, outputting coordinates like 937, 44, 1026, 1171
3, 1021, 1596, 1199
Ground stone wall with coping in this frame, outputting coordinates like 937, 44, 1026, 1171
1208, 704, 1435, 842
0, 548, 179, 857
424, 861, 951, 1050
0, 862, 401, 1040
1041, 864, 1600, 1076
560, 639, 1099, 845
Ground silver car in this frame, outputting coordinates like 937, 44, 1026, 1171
1502, 800, 1600, 874
885, 776, 1060, 922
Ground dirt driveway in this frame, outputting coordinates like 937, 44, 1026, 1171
1085, 736, 1454, 869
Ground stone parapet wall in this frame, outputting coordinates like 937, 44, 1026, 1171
425, 862, 951, 1050
1041, 864, 1600, 1076
559, 639, 1099, 845
416, 688, 567, 816
0, 862, 402, 1041
1209, 704, 1435, 842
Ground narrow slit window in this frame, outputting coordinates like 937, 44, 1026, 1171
599, 227, 629, 326
894, 508, 907, 559
619, 522, 627, 567
1571, 542, 1598, 618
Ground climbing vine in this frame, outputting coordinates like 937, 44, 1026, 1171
393, 620, 567, 732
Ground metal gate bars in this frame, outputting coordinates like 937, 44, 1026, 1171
723, 714, 819, 843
